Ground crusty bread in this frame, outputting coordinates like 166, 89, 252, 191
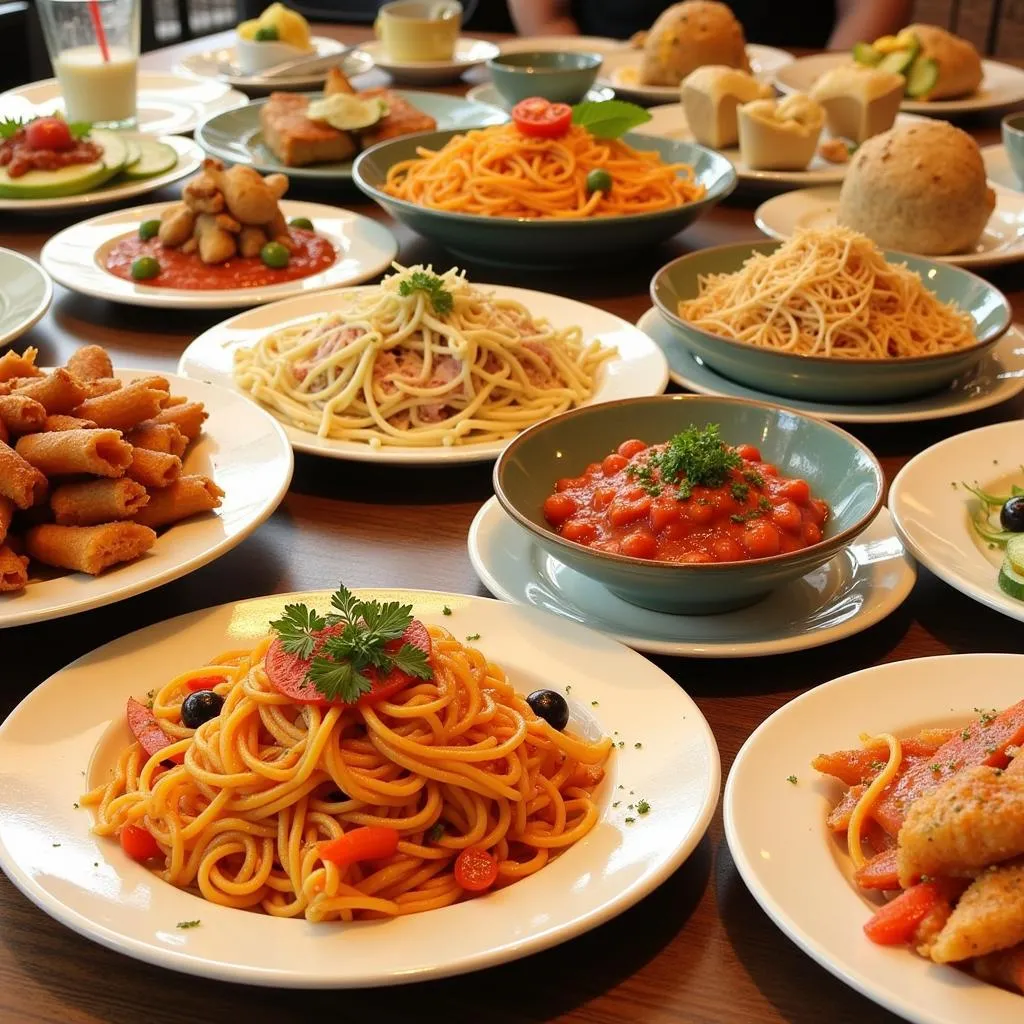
259, 92, 357, 168
639, 1, 749, 88
837, 120, 994, 255
910, 23, 983, 100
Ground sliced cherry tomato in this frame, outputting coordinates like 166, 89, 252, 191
120, 823, 161, 862
265, 619, 432, 708
25, 116, 74, 152
318, 826, 399, 867
186, 673, 228, 692
454, 847, 499, 892
126, 697, 183, 764
511, 98, 573, 139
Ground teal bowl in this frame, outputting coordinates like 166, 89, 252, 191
493, 394, 884, 614
487, 50, 602, 105
1002, 112, 1024, 186
353, 129, 737, 268
650, 242, 1012, 403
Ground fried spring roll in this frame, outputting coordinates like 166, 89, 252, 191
79, 377, 122, 400
65, 345, 113, 382
15, 429, 132, 478
44, 414, 98, 432
131, 375, 170, 394
0, 496, 13, 546
0, 395, 46, 435
150, 402, 207, 442
15, 369, 88, 416
163, 395, 187, 408
51, 478, 149, 526
74, 383, 168, 432
134, 475, 223, 529
0, 439, 48, 509
0, 544, 28, 591
126, 422, 188, 457
126, 448, 181, 489
25, 521, 156, 575
0, 348, 41, 383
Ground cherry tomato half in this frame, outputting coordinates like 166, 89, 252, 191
511, 98, 573, 139
454, 847, 499, 892
25, 116, 74, 152
120, 823, 161, 862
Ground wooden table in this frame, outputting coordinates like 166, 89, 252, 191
3, 26, 1024, 1024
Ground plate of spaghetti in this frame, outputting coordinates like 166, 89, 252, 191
0, 587, 718, 986
352, 99, 736, 268
651, 227, 1012, 403
177, 264, 669, 463
726, 653, 1024, 1024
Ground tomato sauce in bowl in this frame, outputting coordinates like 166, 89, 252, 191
542, 433, 830, 564
103, 228, 336, 291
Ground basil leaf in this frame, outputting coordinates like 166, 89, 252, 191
571, 100, 652, 139
68, 121, 93, 139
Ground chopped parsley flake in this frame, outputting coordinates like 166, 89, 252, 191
634, 742, 642, 749
961, 727, 971, 741
176, 920, 201, 929
730, 482, 749, 503
624, 816, 636, 824
591, 700, 599, 707
465, 633, 480, 642
636, 799, 651, 815
612, 801, 620, 808
930, 763, 942, 773
427, 822, 445, 842
442, 606, 452, 616
786, 775, 798, 785
51, 843, 60, 848
869, 761, 886, 772
976, 707, 997, 725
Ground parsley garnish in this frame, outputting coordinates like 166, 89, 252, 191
743, 469, 765, 488
636, 799, 651, 815
0, 115, 90, 139
634, 742, 642, 749
976, 707, 997, 725
786, 775, 798, 784
427, 822, 445, 842
442, 606, 452, 616
269, 584, 433, 704
466, 633, 480, 642
397, 270, 454, 316
653, 424, 741, 491
624, 816, 636, 824
730, 482, 749, 503
176, 920, 201, 929
961, 727, 971, 741
930, 763, 942, 773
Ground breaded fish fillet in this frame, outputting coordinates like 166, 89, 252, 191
930, 861, 1024, 963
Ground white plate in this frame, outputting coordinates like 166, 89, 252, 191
982, 144, 1021, 193
725, 653, 1024, 1024
597, 45, 794, 103
0, 72, 248, 136
40, 201, 398, 310
497, 36, 627, 56
362, 38, 500, 85
889, 421, 1024, 624
468, 497, 915, 658
0, 370, 292, 629
0, 249, 52, 349
177, 286, 669, 463
466, 82, 614, 111
0, 135, 203, 215
634, 106, 925, 187
0, 589, 720, 987
755, 185, 1024, 268
775, 52, 1024, 115
638, 308, 1024, 425
176, 37, 372, 92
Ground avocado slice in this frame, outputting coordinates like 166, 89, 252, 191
905, 56, 939, 99
877, 49, 916, 76
852, 41, 882, 66
0, 127, 128, 199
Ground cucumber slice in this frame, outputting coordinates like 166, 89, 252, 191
852, 42, 882, 66
998, 559, 1024, 601
121, 138, 178, 180
1007, 535, 1024, 576
124, 138, 141, 170
905, 57, 939, 99
878, 49, 916, 76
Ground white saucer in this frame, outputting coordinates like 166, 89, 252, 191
982, 143, 1021, 192
637, 307, 1024, 425
468, 497, 915, 658
466, 82, 614, 111
0, 249, 51, 350
0, 72, 248, 136
362, 38, 499, 85
756, 185, 1024, 268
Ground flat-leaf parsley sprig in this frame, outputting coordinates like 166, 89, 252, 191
270, 584, 433, 703
397, 269, 454, 316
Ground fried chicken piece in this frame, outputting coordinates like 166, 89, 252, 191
930, 861, 1024, 963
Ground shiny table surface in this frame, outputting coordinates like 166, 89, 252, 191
2, 26, 1024, 1024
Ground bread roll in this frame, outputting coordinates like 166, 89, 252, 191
837, 121, 995, 256
910, 24, 982, 101
640, 1, 750, 88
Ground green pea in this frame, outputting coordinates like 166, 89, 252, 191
586, 168, 613, 194
253, 25, 278, 41
138, 219, 160, 241
131, 256, 160, 281
260, 241, 290, 269
288, 217, 314, 231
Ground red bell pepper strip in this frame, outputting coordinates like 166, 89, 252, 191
864, 882, 944, 945
317, 826, 399, 867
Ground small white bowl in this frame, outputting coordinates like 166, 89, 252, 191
236, 36, 313, 76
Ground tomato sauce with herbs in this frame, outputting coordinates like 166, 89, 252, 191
103, 228, 336, 290
542, 430, 830, 564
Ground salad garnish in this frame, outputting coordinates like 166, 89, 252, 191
397, 269, 454, 316
0, 115, 91, 140
626, 423, 742, 499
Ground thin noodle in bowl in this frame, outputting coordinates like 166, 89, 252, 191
82, 627, 612, 921
233, 265, 614, 448
383, 124, 705, 219
677, 227, 979, 360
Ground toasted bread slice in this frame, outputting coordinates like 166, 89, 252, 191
361, 88, 438, 145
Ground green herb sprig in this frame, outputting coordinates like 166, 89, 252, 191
571, 100, 651, 139
398, 270, 454, 316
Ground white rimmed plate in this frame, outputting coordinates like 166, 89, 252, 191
0, 370, 292, 629
466, 82, 614, 112
755, 185, 1024, 268
0, 72, 248, 136
597, 44, 793, 103
468, 496, 915, 658
0, 135, 203, 215
725, 653, 1024, 1024
982, 144, 1021, 193
889, 421, 1024, 624
0, 249, 52, 349
775, 52, 1024, 115
638, 308, 1024, 425
177, 286, 669, 463
362, 38, 500, 85
39, 201, 398, 310
0, 589, 720, 987
176, 38, 372, 93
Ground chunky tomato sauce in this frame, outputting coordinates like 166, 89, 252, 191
104, 229, 336, 290
542, 437, 830, 563
0, 130, 101, 178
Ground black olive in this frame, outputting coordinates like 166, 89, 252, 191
527, 689, 569, 731
1002, 496, 1024, 532
181, 690, 224, 729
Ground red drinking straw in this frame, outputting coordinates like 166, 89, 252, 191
87, 0, 110, 62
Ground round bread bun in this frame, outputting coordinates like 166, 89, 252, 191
640, 1, 750, 87
910, 23, 983, 100
836, 120, 995, 256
